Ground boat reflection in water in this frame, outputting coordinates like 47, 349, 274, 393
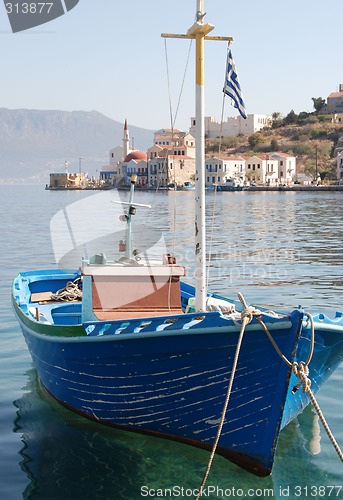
13, 370, 339, 499
13, 369, 160, 499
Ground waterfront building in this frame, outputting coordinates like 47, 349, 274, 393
148, 155, 195, 188
100, 119, 147, 188
146, 128, 196, 187
244, 155, 277, 186
154, 129, 196, 158
270, 152, 296, 185
117, 151, 148, 188
48, 172, 88, 189
205, 156, 245, 187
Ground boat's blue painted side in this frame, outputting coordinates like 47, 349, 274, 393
181, 282, 343, 429
13, 269, 304, 476
12, 268, 343, 475
18, 314, 301, 475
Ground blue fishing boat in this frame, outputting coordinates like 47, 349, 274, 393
12, 0, 343, 478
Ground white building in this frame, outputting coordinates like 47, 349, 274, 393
244, 153, 296, 186
154, 129, 196, 158
190, 114, 271, 139
205, 156, 245, 187
244, 155, 278, 185
147, 128, 196, 188
270, 153, 296, 185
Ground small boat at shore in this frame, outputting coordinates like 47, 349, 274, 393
12, 0, 343, 477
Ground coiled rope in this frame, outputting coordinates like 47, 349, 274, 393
195, 293, 342, 499
50, 278, 82, 301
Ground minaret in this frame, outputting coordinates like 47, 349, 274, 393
123, 119, 130, 159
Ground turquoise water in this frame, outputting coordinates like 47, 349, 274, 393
1, 185, 342, 499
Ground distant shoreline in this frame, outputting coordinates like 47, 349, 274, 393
245, 185, 343, 192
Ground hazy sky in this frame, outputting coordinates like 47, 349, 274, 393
1, 0, 342, 138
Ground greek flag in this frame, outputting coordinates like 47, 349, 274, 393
223, 47, 247, 119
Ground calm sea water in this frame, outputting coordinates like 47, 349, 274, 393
1, 185, 342, 499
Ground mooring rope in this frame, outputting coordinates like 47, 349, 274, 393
50, 278, 82, 301
195, 296, 258, 500
242, 298, 343, 464
195, 294, 342, 499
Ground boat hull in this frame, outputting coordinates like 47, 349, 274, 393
14, 292, 303, 476
13, 271, 343, 476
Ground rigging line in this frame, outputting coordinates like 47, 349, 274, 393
164, 37, 174, 132
163, 37, 193, 258
207, 43, 231, 286
218, 90, 226, 156
164, 38, 193, 130
218, 41, 231, 155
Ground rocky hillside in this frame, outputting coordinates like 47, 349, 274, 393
0, 108, 154, 183
206, 114, 343, 180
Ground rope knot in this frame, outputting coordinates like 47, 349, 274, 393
241, 305, 261, 324
292, 361, 311, 393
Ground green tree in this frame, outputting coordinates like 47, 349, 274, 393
271, 138, 279, 151
271, 111, 282, 129
283, 110, 297, 125
248, 132, 265, 148
312, 97, 326, 113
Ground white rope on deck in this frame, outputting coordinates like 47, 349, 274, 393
50, 278, 82, 301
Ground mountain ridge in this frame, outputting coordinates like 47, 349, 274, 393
0, 108, 155, 183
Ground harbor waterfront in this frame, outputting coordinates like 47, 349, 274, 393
1, 184, 343, 498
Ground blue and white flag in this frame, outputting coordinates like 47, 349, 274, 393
223, 47, 247, 119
